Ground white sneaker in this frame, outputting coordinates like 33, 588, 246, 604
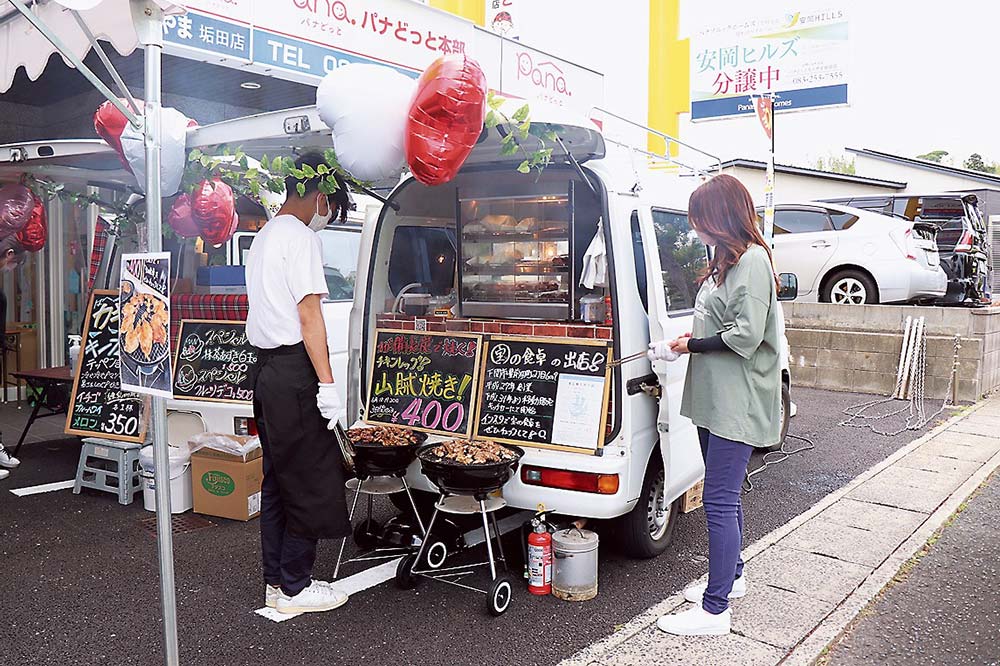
657, 605, 731, 636
275, 581, 349, 614
0, 444, 20, 469
265, 584, 280, 608
683, 574, 747, 605
266, 579, 336, 608
0, 469, 8, 481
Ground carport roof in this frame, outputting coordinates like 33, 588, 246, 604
847, 147, 1000, 188
721, 158, 907, 189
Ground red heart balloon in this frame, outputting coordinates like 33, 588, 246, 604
167, 193, 201, 239
16, 194, 47, 252
94, 99, 144, 174
192, 179, 238, 246
405, 55, 487, 186
0, 184, 35, 235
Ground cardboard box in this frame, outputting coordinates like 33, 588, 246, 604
681, 479, 704, 514
191, 444, 263, 522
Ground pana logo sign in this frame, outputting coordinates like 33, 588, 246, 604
516, 52, 572, 98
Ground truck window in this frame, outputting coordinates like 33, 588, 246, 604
651, 209, 706, 312
630, 211, 648, 312
316, 227, 362, 301
388, 226, 457, 296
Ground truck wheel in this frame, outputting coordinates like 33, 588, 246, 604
617, 459, 680, 559
822, 270, 878, 305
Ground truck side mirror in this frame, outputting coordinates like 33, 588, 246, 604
778, 273, 798, 301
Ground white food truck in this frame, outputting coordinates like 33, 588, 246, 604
0, 103, 795, 558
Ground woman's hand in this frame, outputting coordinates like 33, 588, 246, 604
669, 336, 691, 354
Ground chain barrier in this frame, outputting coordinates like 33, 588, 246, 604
840, 329, 961, 437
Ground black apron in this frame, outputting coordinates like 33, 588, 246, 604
252, 343, 351, 539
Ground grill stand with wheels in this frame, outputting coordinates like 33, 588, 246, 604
333, 475, 428, 580
396, 493, 515, 617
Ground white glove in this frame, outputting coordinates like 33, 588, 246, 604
647, 341, 681, 362
317, 383, 345, 430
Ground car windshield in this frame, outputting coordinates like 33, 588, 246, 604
316, 226, 362, 301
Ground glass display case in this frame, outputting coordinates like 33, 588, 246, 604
458, 184, 575, 320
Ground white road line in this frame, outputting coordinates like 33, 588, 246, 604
10, 480, 75, 496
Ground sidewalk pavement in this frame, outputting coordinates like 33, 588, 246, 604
559, 397, 1000, 666
822, 467, 999, 665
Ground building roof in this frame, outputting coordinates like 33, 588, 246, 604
847, 148, 1000, 187
720, 158, 907, 189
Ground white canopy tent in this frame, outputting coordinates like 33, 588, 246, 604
0, 2, 186, 663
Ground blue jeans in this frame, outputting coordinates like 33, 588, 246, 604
698, 427, 753, 614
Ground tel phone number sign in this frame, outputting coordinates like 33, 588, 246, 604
365, 330, 483, 437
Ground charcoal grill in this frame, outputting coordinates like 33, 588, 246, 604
395, 442, 523, 616
332, 425, 428, 580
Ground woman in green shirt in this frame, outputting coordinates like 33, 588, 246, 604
650, 174, 782, 636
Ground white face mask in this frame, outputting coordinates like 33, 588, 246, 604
308, 195, 333, 231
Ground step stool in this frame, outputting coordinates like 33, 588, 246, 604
73, 438, 143, 505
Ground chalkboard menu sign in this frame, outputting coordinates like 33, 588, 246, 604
173, 320, 257, 404
475, 336, 612, 453
366, 330, 483, 437
65, 290, 149, 443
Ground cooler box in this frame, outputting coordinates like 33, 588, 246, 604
191, 444, 263, 522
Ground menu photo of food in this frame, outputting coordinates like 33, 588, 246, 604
119, 252, 173, 398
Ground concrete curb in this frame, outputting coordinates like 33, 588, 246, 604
558, 401, 988, 666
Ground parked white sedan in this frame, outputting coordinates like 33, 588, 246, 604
762, 203, 948, 305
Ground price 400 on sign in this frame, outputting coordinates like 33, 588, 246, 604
365, 330, 483, 437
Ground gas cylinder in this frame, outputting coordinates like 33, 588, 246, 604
527, 519, 552, 595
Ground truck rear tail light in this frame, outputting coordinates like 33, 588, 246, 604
521, 466, 619, 494
234, 417, 258, 437
954, 230, 975, 253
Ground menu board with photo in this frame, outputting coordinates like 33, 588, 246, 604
173, 320, 257, 404
366, 330, 483, 437
475, 336, 612, 453
119, 252, 172, 398
65, 290, 149, 442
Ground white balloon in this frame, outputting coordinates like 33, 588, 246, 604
316, 64, 415, 182
121, 106, 191, 197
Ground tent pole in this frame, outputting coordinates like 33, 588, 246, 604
134, 1, 180, 663
69, 9, 142, 116
6, 0, 140, 126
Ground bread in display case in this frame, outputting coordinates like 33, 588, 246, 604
458, 184, 575, 320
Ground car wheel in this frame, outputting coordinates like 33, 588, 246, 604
823, 270, 878, 305
616, 457, 681, 559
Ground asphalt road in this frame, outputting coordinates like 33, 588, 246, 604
0, 388, 953, 666
824, 470, 1000, 666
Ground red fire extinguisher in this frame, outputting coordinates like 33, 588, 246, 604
527, 516, 552, 595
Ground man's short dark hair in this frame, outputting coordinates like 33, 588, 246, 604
285, 152, 353, 222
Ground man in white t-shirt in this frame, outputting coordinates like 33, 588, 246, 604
246, 153, 353, 615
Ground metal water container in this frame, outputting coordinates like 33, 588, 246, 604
552, 528, 599, 601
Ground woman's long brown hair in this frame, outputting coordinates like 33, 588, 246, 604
689, 174, 777, 287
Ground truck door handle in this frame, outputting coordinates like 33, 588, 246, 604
627, 373, 660, 396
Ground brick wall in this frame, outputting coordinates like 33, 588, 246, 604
375, 314, 612, 340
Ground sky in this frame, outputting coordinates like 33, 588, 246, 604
514, 0, 998, 170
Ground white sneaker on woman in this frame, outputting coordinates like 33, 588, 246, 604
657, 605, 731, 636
0, 468, 8, 481
276, 581, 349, 614
683, 574, 747, 605
0, 443, 20, 469
265, 584, 280, 608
